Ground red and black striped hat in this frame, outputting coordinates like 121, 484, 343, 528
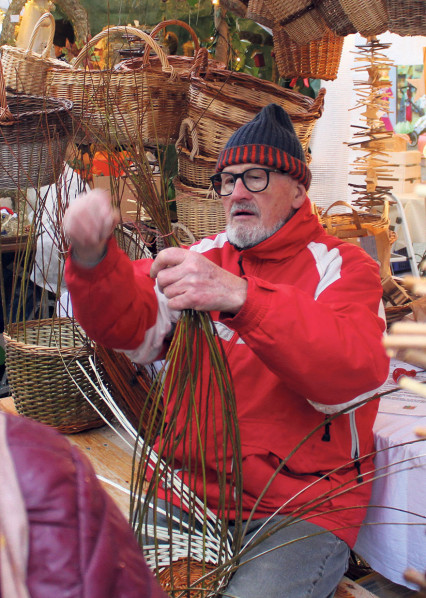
215, 104, 311, 190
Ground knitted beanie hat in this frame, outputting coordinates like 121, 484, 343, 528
215, 103, 311, 190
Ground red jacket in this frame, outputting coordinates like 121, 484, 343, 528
65, 197, 389, 548
2, 413, 167, 598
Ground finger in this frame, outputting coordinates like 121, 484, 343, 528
150, 247, 189, 279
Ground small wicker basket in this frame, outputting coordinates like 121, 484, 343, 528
4, 318, 110, 433
317, 0, 357, 36
273, 26, 344, 82
270, 0, 327, 45
385, 0, 426, 36
338, 0, 389, 37
174, 177, 226, 240
175, 118, 217, 189
0, 59, 72, 190
246, 0, 275, 29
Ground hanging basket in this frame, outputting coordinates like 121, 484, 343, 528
175, 117, 217, 189
46, 25, 179, 146
273, 26, 344, 82
385, 0, 426, 36
246, 0, 275, 29
3, 318, 110, 434
338, 0, 389, 37
0, 60, 72, 190
0, 13, 64, 96
317, 0, 357, 36
188, 65, 326, 160
269, 0, 328, 45
174, 176, 226, 240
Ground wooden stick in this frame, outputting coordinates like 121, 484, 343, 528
399, 376, 426, 399
383, 336, 426, 349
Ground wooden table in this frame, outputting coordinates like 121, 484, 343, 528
0, 396, 135, 518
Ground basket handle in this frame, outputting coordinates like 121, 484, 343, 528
73, 25, 174, 78
175, 117, 199, 160
25, 12, 56, 59
322, 200, 366, 235
144, 19, 200, 66
0, 61, 15, 125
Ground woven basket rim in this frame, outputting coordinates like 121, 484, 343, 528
4, 92, 73, 121
4, 318, 88, 350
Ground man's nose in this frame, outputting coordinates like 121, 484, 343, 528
229, 176, 249, 200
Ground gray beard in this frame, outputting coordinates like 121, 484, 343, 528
226, 207, 296, 250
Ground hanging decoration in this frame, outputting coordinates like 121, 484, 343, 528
347, 36, 396, 208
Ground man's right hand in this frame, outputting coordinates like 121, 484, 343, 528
62, 189, 120, 267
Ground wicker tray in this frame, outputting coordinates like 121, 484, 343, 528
4, 318, 110, 433
188, 67, 326, 159
174, 177, 226, 240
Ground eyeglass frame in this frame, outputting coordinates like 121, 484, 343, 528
210, 167, 286, 197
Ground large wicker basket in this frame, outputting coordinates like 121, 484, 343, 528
338, 0, 389, 37
187, 66, 326, 160
46, 26, 179, 146
273, 27, 345, 82
0, 60, 72, 190
317, 0, 357, 36
385, 0, 426, 36
174, 177, 226, 240
1, 12, 64, 97
4, 318, 110, 433
246, 0, 275, 29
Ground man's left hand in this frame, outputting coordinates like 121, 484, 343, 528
150, 247, 248, 314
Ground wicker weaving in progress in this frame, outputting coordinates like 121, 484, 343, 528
4, 319, 110, 434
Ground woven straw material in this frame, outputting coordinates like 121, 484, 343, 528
0, 13, 66, 96
317, 0, 357, 36
246, 0, 275, 29
0, 65, 72, 190
338, 0, 389, 37
269, 0, 327, 44
46, 26, 182, 146
273, 27, 344, 82
157, 558, 218, 597
386, 0, 426, 36
174, 177, 226, 240
188, 68, 325, 159
4, 319, 110, 434
176, 117, 217, 189
318, 200, 391, 238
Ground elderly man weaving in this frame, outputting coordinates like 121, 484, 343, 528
63, 104, 389, 598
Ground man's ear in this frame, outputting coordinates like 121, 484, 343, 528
291, 182, 307, 210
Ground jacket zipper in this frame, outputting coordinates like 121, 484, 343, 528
349, 410, 363, 483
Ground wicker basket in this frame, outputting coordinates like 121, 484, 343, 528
0, 61, 72, 190
3, 318, 110, 433
317, 0, 357, 36
385, 0, 426, 36
46, 25, 179, 146
338, 0, 389, 37
188, 66, 326, 160
174, 177, 226, 240
175, 118, 217, 189
269, 0, 327, 45
246, 0, 275, 29
0, 13, 63, 96
157, 558, 218, 597
273, 26, 345, 81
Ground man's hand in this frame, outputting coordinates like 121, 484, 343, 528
62, 189, 120, 267
150, 247, 248, 314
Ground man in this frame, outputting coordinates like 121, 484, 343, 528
63, 104, 389, 597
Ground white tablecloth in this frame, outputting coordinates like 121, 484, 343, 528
354, 411, 426, 589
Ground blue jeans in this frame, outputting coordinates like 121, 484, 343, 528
143, 501, 350, 598
222, 517, 350, 598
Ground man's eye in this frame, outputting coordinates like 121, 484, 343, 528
222, 176, 234, 185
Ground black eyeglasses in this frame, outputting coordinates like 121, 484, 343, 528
210, 167, 284, 197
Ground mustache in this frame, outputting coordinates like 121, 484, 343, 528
229, 201, 260, 217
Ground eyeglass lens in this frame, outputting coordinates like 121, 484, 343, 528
212, 168, 272, 196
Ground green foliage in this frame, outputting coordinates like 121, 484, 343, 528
394, 120, 415, 134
